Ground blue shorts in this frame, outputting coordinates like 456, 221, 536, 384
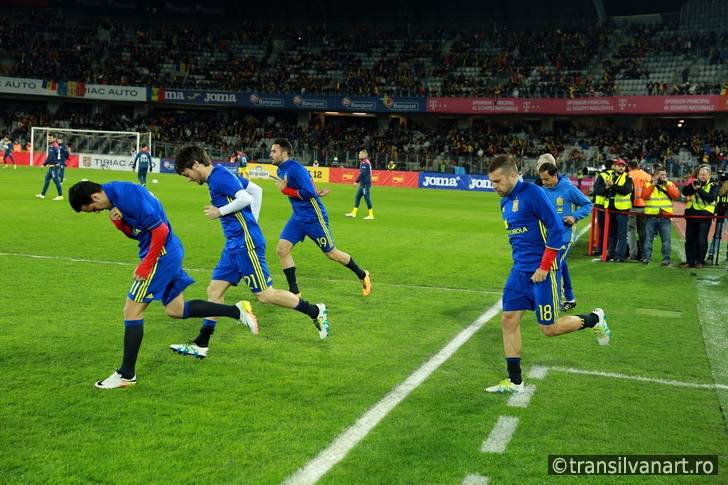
128, 245, 194, 305
501, 268, 561, 325
211, 245, 273, 293
279, 217, 336, 253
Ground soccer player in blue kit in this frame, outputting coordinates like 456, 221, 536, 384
172, 145, 330, 347
269, 138, 371, 297
485, 155, 611, 394
68, 180, 256, 389
538, 161, 594, 312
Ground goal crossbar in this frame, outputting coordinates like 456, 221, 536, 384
30, 127, 151, 166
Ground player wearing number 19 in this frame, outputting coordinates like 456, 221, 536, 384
174, 145, 330, 343
68, 180, 257, 389
270, 138, 371, 297
485, 155, 611, 394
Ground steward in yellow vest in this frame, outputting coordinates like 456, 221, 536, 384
603, 159, 633, 211
641, 166, 681, 265
680, 165, 719, 267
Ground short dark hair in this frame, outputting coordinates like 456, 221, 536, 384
488, 154, 517, 175
273, 138, 293, 157
538, 162, 559, 176
174, 145, 210, 174
68, 181, 103, 212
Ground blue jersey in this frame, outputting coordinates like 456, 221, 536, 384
3, 140, 11, 154
356, 159, 372, 186
58, 143, 70, 166
500, 180, 564, 272
208, 165, 265, 253
134, 150, 153, 167
540, 174, 594, 244
102, 182, 182, 260
43, 143, 60, 166
277, 158, 327, 223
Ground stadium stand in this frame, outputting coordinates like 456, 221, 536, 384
1, 0, 728, 174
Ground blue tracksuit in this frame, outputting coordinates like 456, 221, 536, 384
540, 174, 593, 302
354, 158, 373, 209
132, 149, 153, 186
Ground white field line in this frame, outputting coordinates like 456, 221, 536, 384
547, 366, 728, 390
507, 384, 537, 408
479, 416, 520, 453
282, 301, 503, 485
0, 252, 500, 295
527, 365, 549, 380
695, 275, 728, 428
462, 474, 489, 485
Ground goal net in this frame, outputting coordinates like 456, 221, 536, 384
30, 127, 151, 168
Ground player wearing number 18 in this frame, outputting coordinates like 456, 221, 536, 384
174, 145, 330, 343
485, 155, 611, 394
269, 138, 371, 297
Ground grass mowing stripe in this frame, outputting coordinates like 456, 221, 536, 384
282, 301, 503, 485
548, 366, 728, 390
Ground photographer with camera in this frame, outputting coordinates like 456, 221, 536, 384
641, 166, 681, 266
591, 159, 614, 256
707, 172, 728, 264
593, 158, 633, 262
680, 164, 719, 268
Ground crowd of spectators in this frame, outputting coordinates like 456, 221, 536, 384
3, 98, 727, 178
2, 7, 728, 99
3, 5, 728, 177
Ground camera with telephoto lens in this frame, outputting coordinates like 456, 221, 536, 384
717, 170, 728, 182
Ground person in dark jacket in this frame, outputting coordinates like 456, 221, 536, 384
345, 149, 374, 220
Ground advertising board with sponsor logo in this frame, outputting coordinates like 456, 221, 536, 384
77, 154, 161, 173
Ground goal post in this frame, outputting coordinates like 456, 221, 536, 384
30, 127, 152, 167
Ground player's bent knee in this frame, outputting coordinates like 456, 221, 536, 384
539, 324, 558, 337
164, 306, 183, 319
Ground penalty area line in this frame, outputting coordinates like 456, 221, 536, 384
282, 300, 503, 485
547, 366, 728, 391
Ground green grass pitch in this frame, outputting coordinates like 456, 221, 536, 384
1, 166, 726, 484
